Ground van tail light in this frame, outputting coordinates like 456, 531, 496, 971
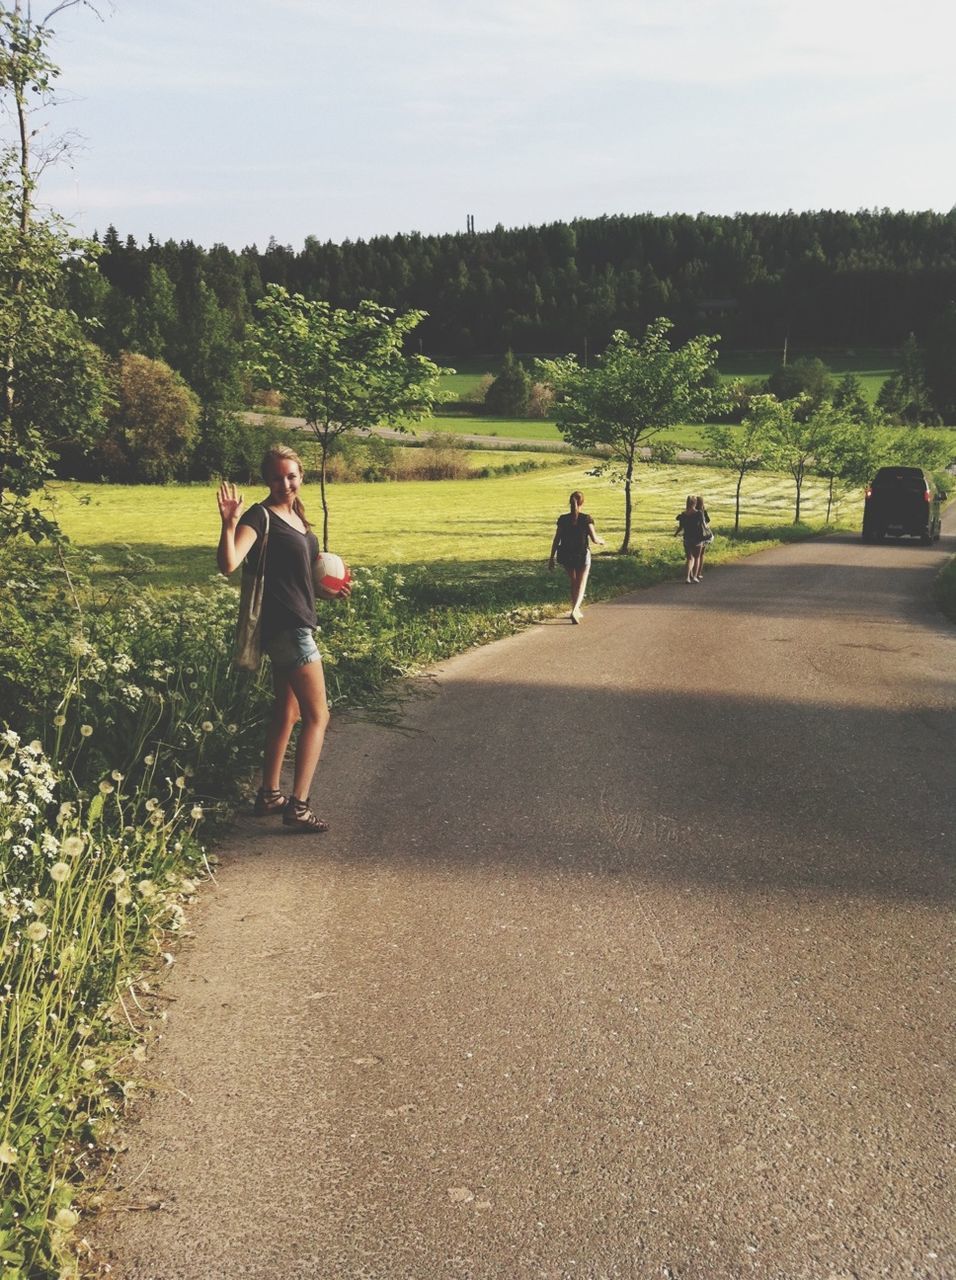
865, 486, 873, 498
924, 490, 932, 502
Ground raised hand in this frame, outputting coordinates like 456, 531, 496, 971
217, 481, 244, 526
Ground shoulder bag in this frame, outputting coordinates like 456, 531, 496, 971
234, 508, 270, 671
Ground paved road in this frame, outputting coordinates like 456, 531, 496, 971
93, 522, 955, 1280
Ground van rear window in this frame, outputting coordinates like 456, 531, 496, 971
872, 468, 926, 491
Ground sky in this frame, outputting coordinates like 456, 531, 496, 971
13, 0, 956, 251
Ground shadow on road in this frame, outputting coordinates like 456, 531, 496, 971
279, 676, 956, 907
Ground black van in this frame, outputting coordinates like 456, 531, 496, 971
861, 467, 942, 544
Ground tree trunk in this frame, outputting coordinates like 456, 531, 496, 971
319, 435, 330, 550
794, 472, 803, 524
826, 475, 834, 524
3, 6, 30, 432
620, 452, 634, 553
735, 471, 743, 531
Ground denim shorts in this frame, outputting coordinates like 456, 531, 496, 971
264, 626, 322, 671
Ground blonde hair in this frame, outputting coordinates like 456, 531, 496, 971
685, 494, 696, 510
261, 443, 310, 530
569, 490, 584, 524
695, 495, 706, 511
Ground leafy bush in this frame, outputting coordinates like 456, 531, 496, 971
0, 542, 271, 808
0, 732, 209, 1278
526, 381, 555, 419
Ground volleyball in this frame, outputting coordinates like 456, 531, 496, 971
312, 551, 351, 595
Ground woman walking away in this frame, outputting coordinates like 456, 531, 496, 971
216, 444, 351, 833
549, 490, 606, 623
674, 494, 707, 584
695, 494, 712, 579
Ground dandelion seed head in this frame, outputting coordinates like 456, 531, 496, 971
53, 714, 67, 727
201, 721, 214, 733
0, 1140, 17, 1164
114, 886, 132, 906
144, 753, 155, 765
79, 724, 93, 738
61, 835, 84, 858
98, 781, 114, 795
50, 862, 71, 884
25, 921, 48, 942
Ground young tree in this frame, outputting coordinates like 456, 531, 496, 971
484, 350, 531, 417
538, 319, 720, 552
248, 286, 443, 547
704, 415, 771, 531
812, 413, 882, 523
756, 394, 837, 523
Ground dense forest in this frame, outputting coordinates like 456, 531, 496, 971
74, 209, 956, 369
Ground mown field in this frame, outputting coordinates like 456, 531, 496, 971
49, 460, 862, 592
436, 347, 899, 402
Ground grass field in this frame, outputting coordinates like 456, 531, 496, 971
49, 461, 861, 591
414, 414, 567, 442
436, 347, 900, 407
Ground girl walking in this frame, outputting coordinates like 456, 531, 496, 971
695, 494, 712, 579
549, 490, 606, 623
216, 444, 351, 833
675, 494, 707, 584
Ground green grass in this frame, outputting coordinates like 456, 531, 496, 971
48, 462, 862, 591
415, 414, 565, 442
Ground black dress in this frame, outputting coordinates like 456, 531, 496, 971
676, 510, 706, 553
554, 512, 593, 569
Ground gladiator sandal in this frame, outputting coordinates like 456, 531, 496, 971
283, 796, 330, 834
253, 786, 287, 817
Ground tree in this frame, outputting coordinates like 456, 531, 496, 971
876, 334, 934, 425
0, 1, 108, 539
484, 350, 531, 416
812, 412, 882, 523
704, 416, 771, 531
831, 372, 871, 425
538, 319, 720, 552
766, 356, 834, 412
247, 286, 443, 547
922, 302, 956, 424
84, 352, 199, 482
129, 262, 177, 360
755, 394, 836, 523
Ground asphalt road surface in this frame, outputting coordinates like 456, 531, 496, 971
93, 520, 955, 1280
